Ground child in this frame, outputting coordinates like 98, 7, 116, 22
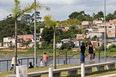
40, 59, 43, 67
28, 62, 34, 69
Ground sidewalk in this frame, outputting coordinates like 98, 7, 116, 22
98, 74, 116, 77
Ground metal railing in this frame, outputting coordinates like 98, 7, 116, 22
0, 57, 39, 72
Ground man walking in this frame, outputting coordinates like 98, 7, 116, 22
80, 42, 86, 63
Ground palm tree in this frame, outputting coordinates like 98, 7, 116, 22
12, 0, 50, 74
44, 15, 57, 69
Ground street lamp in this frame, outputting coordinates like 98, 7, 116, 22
34, 0, 37, 68
104, 0, 107, 61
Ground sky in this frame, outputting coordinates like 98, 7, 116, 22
0, 0, 116, 21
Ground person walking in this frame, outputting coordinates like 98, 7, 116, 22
42, 53, 49, 67
88, 43, 94, 61
80, 42, 86, 63
93, 46, 96, 62
10, 57, 20, 71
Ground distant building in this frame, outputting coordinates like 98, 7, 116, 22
76, 34, 84, 40
93, 19, 103, 25
81, 21, 92, 28
106, 19, 116, 38
3, 37, 15, 47
18, 34, 33, 42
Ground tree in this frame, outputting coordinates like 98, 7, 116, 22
41, 27, 54, 43
69, 12, 79, 19
22, 41, 31, 48
21, 14, 32, 25
12, 0, 50, 73
113, 10, 116, 19
31, 11, 41, 24
44, 15, 57, 69
106, 13, 114, 21
94, 11, 104, 19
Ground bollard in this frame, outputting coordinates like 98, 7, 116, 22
16, 65, 27, 77
81, 63, 85, 77
49, 68, 53, 77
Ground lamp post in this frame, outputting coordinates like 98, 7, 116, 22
34, 0, 37, 68
104, 0, 107, 61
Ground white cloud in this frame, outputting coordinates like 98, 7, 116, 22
0, 8, 10, 20
0, 0, 116, 21
39, 0, 77, 5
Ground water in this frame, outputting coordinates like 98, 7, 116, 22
0, 55, 116, 72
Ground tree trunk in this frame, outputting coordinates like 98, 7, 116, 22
53, 27, 56, 69
14, 19, 17, 74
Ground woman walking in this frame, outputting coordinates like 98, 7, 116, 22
88, 43, 94, 61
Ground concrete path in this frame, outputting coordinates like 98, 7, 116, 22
98, 74, 116, 77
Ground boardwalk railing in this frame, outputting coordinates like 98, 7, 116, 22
5, 61, 116, 77
0, 57, 38, 72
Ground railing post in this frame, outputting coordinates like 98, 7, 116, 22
7, 60, 8, 71
58, 58, 59, 65
33, 58, 34, 65
81, 63, 85, 77
49, 68, 53, 77
64, 61, 65, 64
69, 59, 70, 64
27, 59, 29, 66
21, 59, 22, 65
36, 57, 37, 66
99, 49, 100, 63
65, 52, 67, 64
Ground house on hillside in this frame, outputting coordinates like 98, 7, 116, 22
3, 37, 16, 47
93, 19, 103, 25
81, 21, 92, 28
106, 19, 116, 38
56, 26, 69, 32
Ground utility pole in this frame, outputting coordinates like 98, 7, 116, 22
104, 0, 107, 62
34, 0, 37, 68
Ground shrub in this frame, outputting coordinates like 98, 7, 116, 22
108, 44, 116, 51
109, 48, 116, 52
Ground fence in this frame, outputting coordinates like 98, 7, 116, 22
0, 57, 81, 72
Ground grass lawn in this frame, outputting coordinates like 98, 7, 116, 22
0, 48, 116, 57
1, 64, 116, 77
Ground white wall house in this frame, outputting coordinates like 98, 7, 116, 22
3, 37, 15, 47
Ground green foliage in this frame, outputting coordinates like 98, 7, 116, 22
92, 35, 97, 41
41, 27, 54, 43
61, 42, 75, 50
44, 15, 56, 28
100, 43, 104, 51
109, 48, 116, 52
59, 19, 81, 26
106, 13, 114, 21
94, 11, 104, 19
69, 11, 92, 21
41, 41, 53, 49
22, 41, 31, 48
108, 44, 116, 51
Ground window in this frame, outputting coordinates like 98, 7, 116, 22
108, 31, 111, 33
109, 26, 112, 28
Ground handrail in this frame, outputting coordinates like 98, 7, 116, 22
63, 52, 89, 62
46, 51, 68, 63
63, 52, 80, 62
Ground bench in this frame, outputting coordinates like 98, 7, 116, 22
5, 61, 115, 77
